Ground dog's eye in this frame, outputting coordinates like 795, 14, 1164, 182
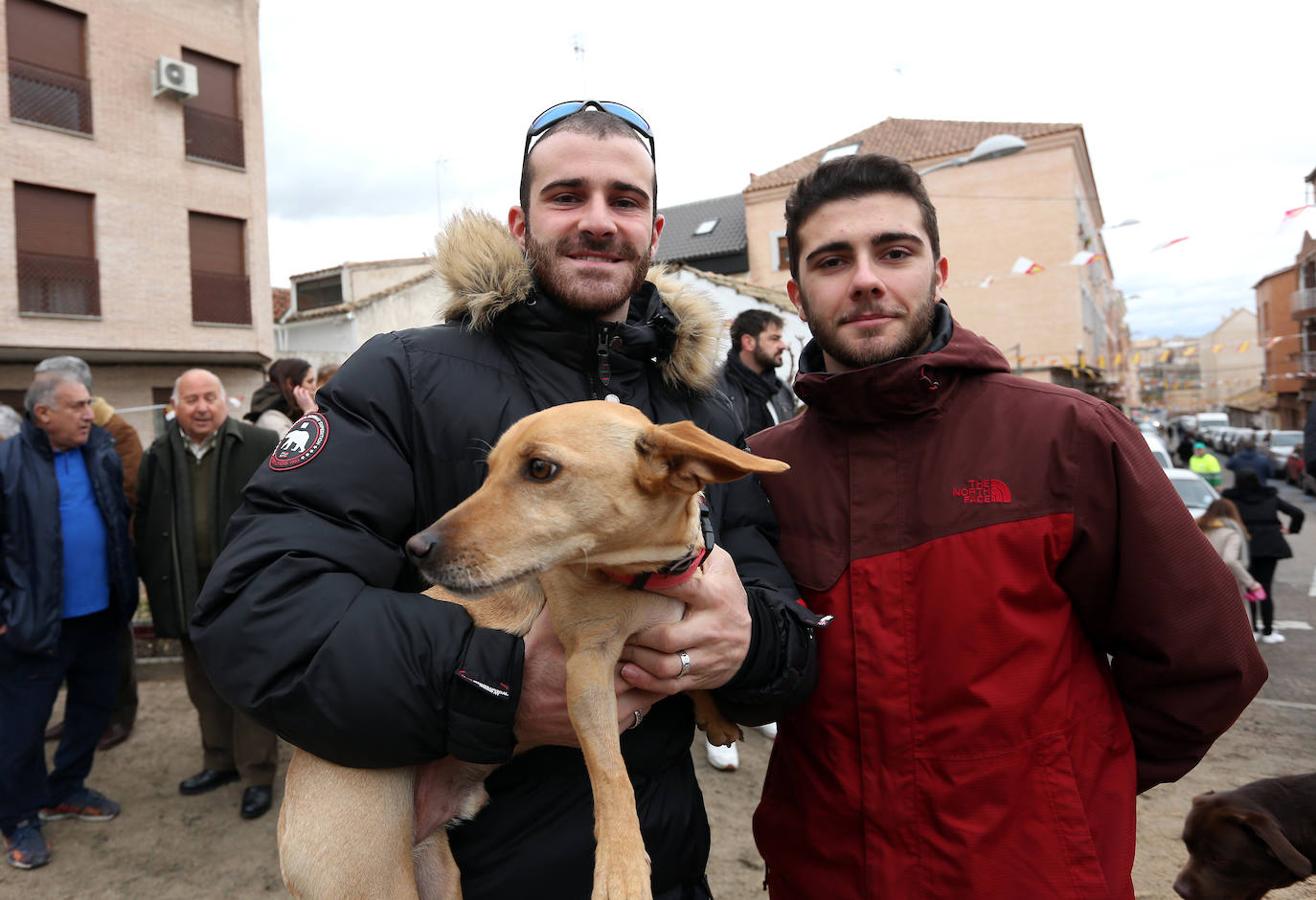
525, 458, 560, 482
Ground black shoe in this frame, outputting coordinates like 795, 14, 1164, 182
97, 722, 132, 752
239, 785, 272, 820
178, 768, 239, 796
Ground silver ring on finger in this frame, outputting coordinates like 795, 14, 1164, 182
676, 649, 692, 679
630, 708, 644, 730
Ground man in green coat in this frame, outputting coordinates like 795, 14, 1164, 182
135, 369, 279, 820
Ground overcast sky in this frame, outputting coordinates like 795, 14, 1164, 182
260, 0, 1315, 339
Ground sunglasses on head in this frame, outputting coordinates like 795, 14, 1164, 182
524, 100, 655, 160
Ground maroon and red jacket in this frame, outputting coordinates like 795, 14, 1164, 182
750, 310, 1266, 899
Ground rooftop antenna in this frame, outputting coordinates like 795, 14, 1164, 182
572, 33, 586, 94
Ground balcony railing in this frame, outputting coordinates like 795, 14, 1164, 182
8, 58, 93, 134
1297, 351, 1316, 374
1291, 287, 1316, 320
17, 251, 100, 316
184, 107, 245, 168
191, 270, 251, 324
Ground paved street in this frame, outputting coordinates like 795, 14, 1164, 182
1207, 450, 1316, 711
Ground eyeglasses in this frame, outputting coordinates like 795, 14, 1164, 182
523, 100, 655, 161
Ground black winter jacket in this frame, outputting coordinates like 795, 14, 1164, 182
1222, 484, 1305, 560
715, 352, 797, 437
191, 211, 821, 898
0, 419, 136, 654
135, 417, 278, 639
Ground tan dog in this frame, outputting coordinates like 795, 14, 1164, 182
276, 400, 788, 899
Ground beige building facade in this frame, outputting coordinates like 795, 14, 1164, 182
1197, 309, 1262, 411
742, 118, 1131, 406
0, 0, 270, 439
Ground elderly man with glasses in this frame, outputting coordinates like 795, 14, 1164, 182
193, 101, 821, 898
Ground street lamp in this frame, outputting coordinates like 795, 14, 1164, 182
917, 134, 1027, 176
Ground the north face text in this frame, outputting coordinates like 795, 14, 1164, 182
952, 479, 1013, 504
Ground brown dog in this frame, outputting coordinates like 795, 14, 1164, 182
275, 400, 788, 899
1174, 773, 1316, 899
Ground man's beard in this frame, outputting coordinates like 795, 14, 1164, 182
800, 276, 939, 371
523, 222, 650, 316
751, 342, 782, 373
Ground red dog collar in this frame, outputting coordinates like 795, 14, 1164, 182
601, 495, 714, 591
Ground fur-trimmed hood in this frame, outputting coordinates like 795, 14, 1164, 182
434, 210, 720, 393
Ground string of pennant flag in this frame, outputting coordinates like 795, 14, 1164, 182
972, 204, 1316, 289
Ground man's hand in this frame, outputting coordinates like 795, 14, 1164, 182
513, 610, 664, 753
617, 545, 751, 696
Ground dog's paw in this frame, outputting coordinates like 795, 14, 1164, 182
593, 844, 651, 900
704, 722, 743, 747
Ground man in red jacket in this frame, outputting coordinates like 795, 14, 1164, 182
749, 153, 1267, 899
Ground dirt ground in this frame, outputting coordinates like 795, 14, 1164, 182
4, 668, 1314, 900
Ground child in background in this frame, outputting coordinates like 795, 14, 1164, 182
1197, 500, 1264, 632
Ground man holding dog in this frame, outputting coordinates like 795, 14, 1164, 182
746, 153, 1268, 898
193, 102, 820, 898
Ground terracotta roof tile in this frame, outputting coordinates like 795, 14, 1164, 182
746, 118, 1081, 193
272, 288, 291, 321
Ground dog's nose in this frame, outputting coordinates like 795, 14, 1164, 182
406, 531, 438, 562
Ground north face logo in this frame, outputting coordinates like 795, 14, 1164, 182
952, 479, 1013, 504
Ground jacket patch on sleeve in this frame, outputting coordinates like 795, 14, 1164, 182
268, 413, 329, 471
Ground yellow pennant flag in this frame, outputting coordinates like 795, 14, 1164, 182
1211, 344, 1223, 354
1114, 353, 1124, 366
1097, 355, 1106, 369
1158, 350, 1171, 362
1131, 353, 1140, 366
1238, 340, 1250, 352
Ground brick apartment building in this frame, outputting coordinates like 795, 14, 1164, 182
0, 0, 270, 438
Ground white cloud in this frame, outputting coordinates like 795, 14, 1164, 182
258, 0, 1316, 338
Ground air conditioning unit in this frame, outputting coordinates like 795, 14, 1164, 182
152, 56, 198, 99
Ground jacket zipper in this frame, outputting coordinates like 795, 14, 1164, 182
593, 325, 615, 399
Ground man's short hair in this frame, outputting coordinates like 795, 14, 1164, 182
25, 370, 83, 415
35, 355, 93, 391
171, 369, 226, 406
730, 309, 785, 353
0, 403, 21, 440
785, 153, 940, 282
519, 109, 658, 215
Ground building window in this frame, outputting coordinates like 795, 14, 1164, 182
295, 274, 344, 311
14, 182, 99, 316
5, 0, 92, 135
189, 211, 250, 324
182, 49, 244, 168
693, 218, 718, 236
775, 233, 790, 272
820, 143, 860, 163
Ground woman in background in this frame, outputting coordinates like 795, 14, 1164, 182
1223, 470, 1305, 643
246, 358, 316, 439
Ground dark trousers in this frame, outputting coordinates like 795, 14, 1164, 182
1247, 556, 1279, 634
0, 609, 119, 835
110, 621, 138, 729
180, 639, 276, 787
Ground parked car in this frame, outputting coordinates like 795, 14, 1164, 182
1165, 468, 1220, 519
1141, 433, 1173, 469
1263, 430, 1303, 471
1285, 444, 1305, 487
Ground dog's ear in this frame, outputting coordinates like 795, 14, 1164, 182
1230, 809, 1313, 879
636, 421, 789, 494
